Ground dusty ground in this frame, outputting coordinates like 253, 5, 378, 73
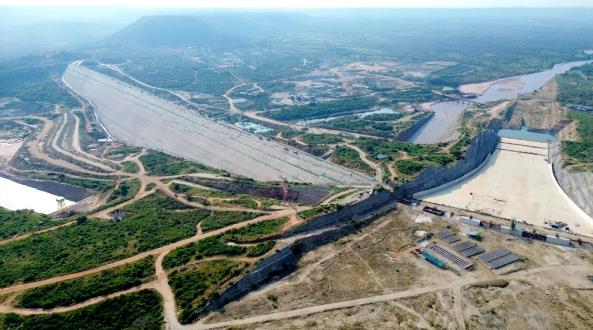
459, 81, 494, 95
191, 205, 593, 330
510, 80, 566, 130
417, 137, 593, 236
0, 139, 22, 166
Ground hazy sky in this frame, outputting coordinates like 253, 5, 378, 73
1, 0, 592, 7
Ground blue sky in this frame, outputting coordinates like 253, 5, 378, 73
1, 0, 592, 7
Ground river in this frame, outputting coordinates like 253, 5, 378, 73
409, 60, 593, 144
0, 177, 74, 214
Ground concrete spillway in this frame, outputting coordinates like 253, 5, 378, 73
63, 63, 374, 186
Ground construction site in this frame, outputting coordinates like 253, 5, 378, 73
1, 58, 593, 330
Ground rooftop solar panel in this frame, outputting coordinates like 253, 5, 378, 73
479, 248, 510, 263
487, 253, 519, 269
460, 245, 485, 257
454, 241, 476, 252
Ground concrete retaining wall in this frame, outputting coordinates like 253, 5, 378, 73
399, 130, 500, 198
550, 142, 593, 219
284, 190, 397, 236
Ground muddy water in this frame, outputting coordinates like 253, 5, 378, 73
408, 101, 465, 144
475, 60, 593, 103
410, 60, 593, 144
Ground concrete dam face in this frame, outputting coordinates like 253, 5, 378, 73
63, 63, 374, 186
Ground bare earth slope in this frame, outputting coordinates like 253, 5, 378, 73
62, 63, 374, 186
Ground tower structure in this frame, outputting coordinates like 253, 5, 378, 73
56, 198, 67, 214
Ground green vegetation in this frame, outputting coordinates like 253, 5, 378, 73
563, 112, 593, 170
169, 260, 247, 323
15, 257, 155, 309
556, 64, 593, 171
315, 111, 430, 137
0, 54, 79, 110
355, 138, 456, 179
382, 87, 438, 103
301, 133, 342, 145
104, 145, 142, 160
246, 241, 276, 257
163, 236, 246, 270
222, 218, 287, 243
33, 172, 114, 192
121, 161, 140, 173
557, 63, 593, 107
140, 150, 225, 176
395, 159, 426, 176
0, 120, 30, 139
330, 146, 374, 175
297, 204, 338, 220
97, 179, 141, 210
265, 97, 377, 121
0, 194, 208, 287
200, 212, 259, 232
0, 208, 55, 240
0, 290, 163, 330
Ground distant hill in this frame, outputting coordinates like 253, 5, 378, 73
106, 15, 240, 48
105, 13, 312, 48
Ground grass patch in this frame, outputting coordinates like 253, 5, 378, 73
563, 112, 593, 170
246, 241, 276, 257
169, 260, 247, 324
140, 150, 225, 176
14, 256, 155, 309
95, 179, 141, 211
104, 145, 142, 160
265, 96, 377, 121
163, 236, 246, 270
301, 133, 343, 145
330, 146, 374, 175
395, 159, 427, 176
355, 138, 456, 180
297, 204, 339, 220
200, 212, 260, 232
0, 290, 163, 330
121, 161, 139, 173
222, 218, 287, 243
0, 208, 55, 240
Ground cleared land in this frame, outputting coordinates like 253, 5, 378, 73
195, 206, 593, 330
62, 63, 374, 186
416, 137, 593, 236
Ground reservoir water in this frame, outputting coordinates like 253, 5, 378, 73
409, 60, 593, 144
498, 127, 556, 143
0, 177, 74, 214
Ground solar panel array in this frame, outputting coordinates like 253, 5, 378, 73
437, 230, 454, 238
479, 248, 519, 269
437, 230, 460, 244
426, 243, 473, 270
479, 248, 509, 262
461, 246, 485, 257
453, 241, 485, 257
